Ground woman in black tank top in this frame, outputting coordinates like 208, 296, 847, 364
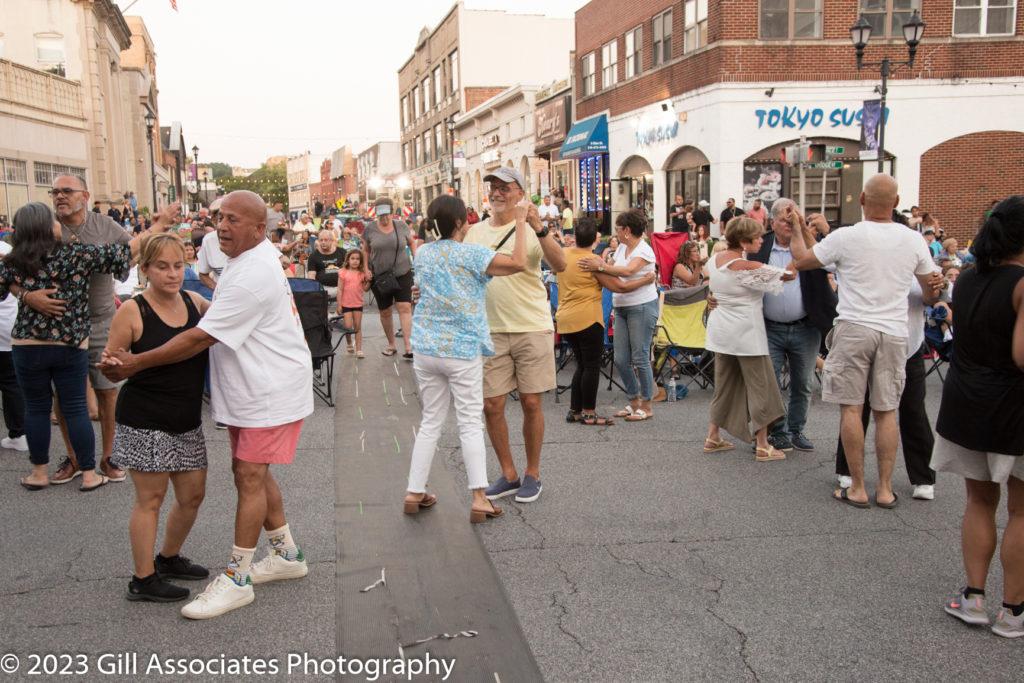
930, 197, 1024, 636
104, 234, 213, 604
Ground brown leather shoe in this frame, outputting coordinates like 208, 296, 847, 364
50, 458, 81, 485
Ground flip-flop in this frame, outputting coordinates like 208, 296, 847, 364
614, 406, 636, 418
704, 438, 735, 453
624, 409, 652, 422
381, 348, 397, 357
875, 493, 900, 510
20, 477, 48, 491
833, 488, 870, 509
100, 465, 127, 483
79, 475, 109, 492
403, 493, 438, 515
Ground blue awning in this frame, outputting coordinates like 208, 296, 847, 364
559, 115, 608, 159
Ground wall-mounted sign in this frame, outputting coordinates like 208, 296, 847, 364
534, 95, 571, 150
483, 134, 500, 148
754, 105, 891, 130
635, 118, 680, 147
481, 149, 502, 164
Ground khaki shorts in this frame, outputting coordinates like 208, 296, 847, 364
821, 320, 907, 412
88, 320, 121, 391
483, 331, 557, 398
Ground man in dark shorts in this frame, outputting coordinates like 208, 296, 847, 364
364, 197, 417, 359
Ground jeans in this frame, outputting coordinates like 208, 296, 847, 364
407, 354, 488, 493
12, 345, 95, 469
613, 299, 659, 402
765, 319, 821, 439
0, 351, 25, 438
562, 323, 604, 413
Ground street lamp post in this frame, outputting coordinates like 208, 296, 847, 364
850, 10, 926, 174
446, 117, 456, 194
191, 144, 199, 209
143, 109, 158, 212
202, 171, 209, 206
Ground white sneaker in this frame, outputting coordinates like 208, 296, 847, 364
249, 550, 308, 585
912, 485, 935, 500
992, 608, 1024, 638
837, 476, 852, 489
1, 436, 28, 451
180, 573, 254, 620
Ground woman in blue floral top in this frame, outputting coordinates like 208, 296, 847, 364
2, 202, 167, 492
404, 194, 528, 524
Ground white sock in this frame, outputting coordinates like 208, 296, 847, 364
265, 524, 299, 561
225, 545, 255, 586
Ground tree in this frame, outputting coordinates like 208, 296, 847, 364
217, 163, 288, 210
208, 162, 233, 179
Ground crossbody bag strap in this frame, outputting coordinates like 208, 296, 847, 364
492, 227, 516, 252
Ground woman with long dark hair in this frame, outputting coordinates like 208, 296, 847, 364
403, 194, 527, 524
933, 196, 1024, 638
0, 202, 168, 492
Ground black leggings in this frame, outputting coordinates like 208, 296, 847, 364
563, 323, 605, 413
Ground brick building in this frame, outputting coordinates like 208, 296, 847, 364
398, 2, 574, 211
573, 0, 1024, 239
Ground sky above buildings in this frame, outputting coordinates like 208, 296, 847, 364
116, 0, 586, 167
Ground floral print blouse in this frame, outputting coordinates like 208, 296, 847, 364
0, 243, 131, 346
410, 240, 495, 360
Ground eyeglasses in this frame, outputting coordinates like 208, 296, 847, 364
49, 188, 82, 197
489, 184, 517, 195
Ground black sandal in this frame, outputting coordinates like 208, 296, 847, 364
565, 410, 582, 423
579, 414, 615, 426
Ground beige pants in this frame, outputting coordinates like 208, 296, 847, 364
709, 353, 785, 441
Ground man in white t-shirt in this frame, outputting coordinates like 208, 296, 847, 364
197, 228, 228, 290
101, 191, 313, 619
787, 174, 937, 510
538, 195, 560, 233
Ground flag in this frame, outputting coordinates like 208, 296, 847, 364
170, 0, 178, 11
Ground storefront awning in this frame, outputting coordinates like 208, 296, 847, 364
559, 115, 608, 159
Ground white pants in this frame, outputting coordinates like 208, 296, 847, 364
407, 354, 489, 493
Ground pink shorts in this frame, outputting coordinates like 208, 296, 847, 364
228, 419, 304, 464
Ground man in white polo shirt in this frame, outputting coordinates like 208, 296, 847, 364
787, 174, 936, 510
101, 190, 313, 619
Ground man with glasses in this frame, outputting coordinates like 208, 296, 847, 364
464, 168, 566, 504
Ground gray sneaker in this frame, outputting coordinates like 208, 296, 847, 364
944, 589, 990, 626
514, 475, 542, 503
991, 608, 1024, 638
790, 433, 814, 451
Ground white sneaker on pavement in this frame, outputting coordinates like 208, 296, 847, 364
180, 573, 254, 620
837, 476, 852, 490
1, 436, 28, 451
249, 550, 308, 585
912, 485, 935, 500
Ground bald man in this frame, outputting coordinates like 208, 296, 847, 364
787, 175, 939, 510
101, 191, 314, 619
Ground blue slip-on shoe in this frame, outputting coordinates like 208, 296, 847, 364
485, 476, 521, 501
514, 475, 542, 503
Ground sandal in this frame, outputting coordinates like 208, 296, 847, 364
580, 414, 615, 426
356, 351, 365, 359
614, 406, 636, 418
381, 347, 397, 357
100, 461, 127, 483
79, 475, 110, 492
565, 410, 582, 423
703, 438, 735, 453
403, 493, 438, 515
875, 492, 899, 510
470, 504, 503, 524
20, 477, 48, 491
624, 409, 652, 422
346, 346, 355, 354
755, 446, 786, 462
834, 488, 870, 509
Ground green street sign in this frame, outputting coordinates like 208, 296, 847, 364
808, 161, 844, 170
825, 146, 845, 155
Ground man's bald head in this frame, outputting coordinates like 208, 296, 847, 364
221, 190, 267, 223
861, 174, 899, 219
217, 191, 268, 258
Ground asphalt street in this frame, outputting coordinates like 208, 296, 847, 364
0, 310, 1021, 681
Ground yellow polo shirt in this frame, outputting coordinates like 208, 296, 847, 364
464, 218, 553, 333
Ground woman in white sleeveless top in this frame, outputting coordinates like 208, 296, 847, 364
704, 217, 793, 462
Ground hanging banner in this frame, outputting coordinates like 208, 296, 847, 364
453, 140, 466, 169
859, 99, 882, 161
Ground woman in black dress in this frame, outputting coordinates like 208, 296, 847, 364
932, 196, 1024, 638
104, 233, 212, 603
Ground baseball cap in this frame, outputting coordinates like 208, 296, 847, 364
923, 228, 935, 235
698, 200, 710, 208
483, 167, 525, 189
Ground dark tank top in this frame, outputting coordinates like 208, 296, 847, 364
936, 264, 1024, 455
115, 292, 208, 433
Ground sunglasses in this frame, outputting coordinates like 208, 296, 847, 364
49, 188, 82, 197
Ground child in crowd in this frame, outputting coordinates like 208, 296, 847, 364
337, 250, 371, 357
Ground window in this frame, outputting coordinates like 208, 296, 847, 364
860, 1, 921, 37
413, 138, 421, 166
954, 0, 1017, 35
625, 26, 642, 77
653, 9, 673, 65
601, 40, 618, 88
761, 0, 823, 39
422, 131, 431, 163
0, 158, 30, 226
685, 0, 709, 52
401, 96, 409, 127
581, 52, 596, 96
412, 86, 420, 119
434, 124, 444, 156
432, 66, 442, 107
402, 143, 409, 171
35, 35, 65, 64
421, 77, 430, 112
448, 50, 459, 93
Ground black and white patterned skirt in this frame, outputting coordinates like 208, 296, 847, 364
111, 424, 208, 473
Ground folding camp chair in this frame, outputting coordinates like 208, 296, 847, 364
601, 289, 624, 392
652, 286, 714, 391
923, 305, 952, 382
289, 278, 345, 406
180, 278, 213, 301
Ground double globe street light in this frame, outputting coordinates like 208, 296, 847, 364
850, 9, 926, 173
